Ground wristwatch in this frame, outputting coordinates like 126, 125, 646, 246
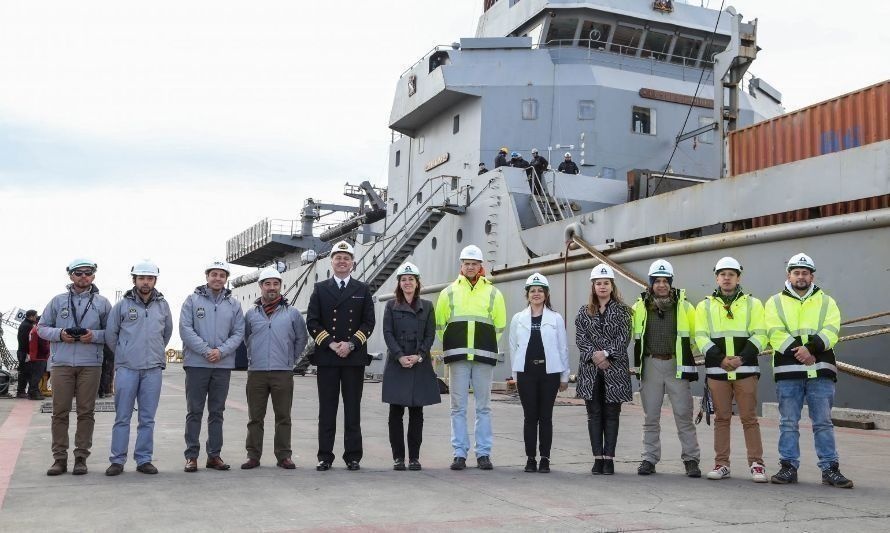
416, 356, 423, 363
347, 341, 356, 352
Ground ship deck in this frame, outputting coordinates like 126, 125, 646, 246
1, 366, 888, 532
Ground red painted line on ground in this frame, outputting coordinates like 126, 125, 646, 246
0, 401, 38, 510
163, 381, 248, 412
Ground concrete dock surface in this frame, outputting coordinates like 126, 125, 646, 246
1, 366, 888, 532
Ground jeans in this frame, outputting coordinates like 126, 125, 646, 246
776, 377, 838, 471
516, 369, 560, 458
586, 370, 622, 457
389, 405, 423, 460
184, 367, 231, 459
110, 367, 163, 466
448, 360, 494, 458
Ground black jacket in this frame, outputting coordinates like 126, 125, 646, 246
17, 318, 35, 354
558, 160, 579, 174
529, 155, 549, 175
381, 299, 440, 407
509, 157, 530, 169
307, 277, 375, 367
494, 153, 508, 168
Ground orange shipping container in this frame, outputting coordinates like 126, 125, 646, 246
728, 80, 889, 176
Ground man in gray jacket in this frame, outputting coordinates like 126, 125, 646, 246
180, 260, 245, 472
39, 258, 113, 476
104, 260, 173, 476
240, 267, 308, 470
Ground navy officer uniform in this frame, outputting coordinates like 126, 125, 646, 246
307, 240, 375, 471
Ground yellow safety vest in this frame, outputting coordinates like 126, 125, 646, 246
435, 275, 506, 365
764, 287, 841, 380
694, 292, 767, 381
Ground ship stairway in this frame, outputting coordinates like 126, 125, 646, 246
529, 169, 573, 225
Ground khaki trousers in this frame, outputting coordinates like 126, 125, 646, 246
708, 376, 763, 466
50, 366, 102, 461
640, 357, 700, 464
245, 371, 294, 461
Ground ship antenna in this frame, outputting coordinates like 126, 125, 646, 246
652, 0, 726, 194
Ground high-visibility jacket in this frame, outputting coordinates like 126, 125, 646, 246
764, 286, 841, 381
631, 288, 698, 381
435, 275, 506, 366
694, 290, 767, 381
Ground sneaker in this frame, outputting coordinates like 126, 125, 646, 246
538, 457, 550, 474
524, 458, 537, 473
707, 465, 731, 480
450, 457, 466, 471
72, 457, 88, 475
684, 460, 702, 478
46, 460, 67, 476
477, 456, 493, 470
821, 462, 854, 489
770, 460, 798, 484
603, 459, 614, 475
591, 458, 604, 475
393, 458, 406, 471
637, 460, 656, 475
750, 462, 768, 483
136, 462, 158, 474
105, 463, 124, 476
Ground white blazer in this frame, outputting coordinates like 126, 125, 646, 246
509, 306, 570, 382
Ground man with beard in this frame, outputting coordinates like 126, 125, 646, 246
104, 260, 173, 476
39, 258, 113, 476
240, 267, 307, 470
631, 259, 701, 478
765, 253, 852, 488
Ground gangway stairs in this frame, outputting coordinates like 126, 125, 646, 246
529, 169, 573, 225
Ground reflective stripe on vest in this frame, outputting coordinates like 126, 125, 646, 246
443, 280, 499, 361
772, 362, 837, 375
703, 296, 754, 381
769, 293, 832, 379
706, 366, 761, 375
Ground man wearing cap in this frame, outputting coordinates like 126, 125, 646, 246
694, 257, 768, 483
39, 258, 113, 476
765, 253, 852, 488
631, 259, 701, 477
508, 151, 530, 169
180, 260, 245, 473
104, 261, 173, 476
494, 147, 508, 169
528, 149, 549, 195
435, 245, 507, 471
478, 162, 489, 175
557, 153, 579, 175
241, 267, 308, 470
307, 240, 375, 471
16, 309, 39, 399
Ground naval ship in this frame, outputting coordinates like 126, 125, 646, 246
222, 0, 890, 410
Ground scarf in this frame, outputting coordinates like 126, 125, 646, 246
263, 296, 282, 316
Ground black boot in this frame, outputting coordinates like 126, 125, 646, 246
821, 462, 853, 489
524, 457, 537, 473
591, 458, 604, 475
770, 460, 798, 484
603, 459, 615, 475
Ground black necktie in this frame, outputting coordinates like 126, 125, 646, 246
339, 280, 346, 291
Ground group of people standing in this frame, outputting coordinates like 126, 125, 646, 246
33, 243, 853, 489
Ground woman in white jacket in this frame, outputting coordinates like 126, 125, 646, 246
509, 273, 569, 473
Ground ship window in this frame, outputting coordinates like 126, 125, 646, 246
429, 51, 450, 73
632, 106, 656, 135
453, 114, 460, 134
545, 17, 579, 45
580, 20, 611, 49
701, 39, 725, 64
326, 269, 330, 278
416, 191, 423, 204
671, 35, 702, 66
697, 116, 715, 144
610, 25, 643, 56
578, 100, 596, 120
484, 220, 492, 235
418, 136, 425, 154
315, 273, 318, 282
642, 30, 671, 61
522, 99, 538, 120
395, 150, 401, 167
393, 202, 398, 213
431, 237, 437, 250
456, 228, 463, 243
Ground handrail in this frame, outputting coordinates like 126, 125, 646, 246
399, 44, 457, 78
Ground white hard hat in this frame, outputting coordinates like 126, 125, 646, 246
525, 273, 549, 288
131, 260, 160, 277
564, 152, 572, 158
67, 258, 97, 273
205, 260, 231, 275
787, 252, 816, 272
531, 148, 539, 154
395, 262, 420, 279
258, 266, 282, 282
590, 264, 615, 280
459, 245, 484, 262
714, 256, 742, 274
331, 240, 355, 257
648, 259, 674, 278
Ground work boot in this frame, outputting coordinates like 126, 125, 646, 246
770, 460, 798, 484
591, 458, 604, 475
46, 459, 67, 476
684, 460, 702, 478
637, 460, 656, 475
477, 456, 493, 470
524, 457, 537, 473
136, 462, 158, 474
105, 463, 124, 476
72, 457, 88, 475
450, 457, 466, 471
821, 462, 854, 489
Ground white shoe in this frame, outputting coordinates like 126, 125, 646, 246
707, 464, 731, 480
750, 462, 768, 483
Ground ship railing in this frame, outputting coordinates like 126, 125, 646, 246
398, 44, 459, 79
528, 168, 573, 224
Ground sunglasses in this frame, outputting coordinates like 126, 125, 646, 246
72, 270, 95, 277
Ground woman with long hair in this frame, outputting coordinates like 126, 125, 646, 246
508, 273, 569, 473
381, 262, 440, 471
575, 264, 633, 475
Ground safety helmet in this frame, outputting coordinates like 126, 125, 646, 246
331, 240, 355, 257
787, 252, 816, 272
531, 148, 539, 154
714, 256, 742, 274
258, 266, 282, 282
205, 260, 231, 275
395, 262, 420, 279
648, 259, 674, 278
499, 147, 508, 154
478, 162, 485, 167
590, 264, 615, 280
564, 152, 572, 158
525, 273, 549, 288
459, 245, 484, 262
510, 151, 520, 158
67, 258, 97, 273
131, 260, 160, 277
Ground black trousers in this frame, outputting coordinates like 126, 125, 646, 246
28, 361, 47, 396
516, 368, 561, 458
585, 371, 622, 457
388, 404, 423, 460
16, 351, 32, 395
99, 349, 115, 396
316, 365, 364, 464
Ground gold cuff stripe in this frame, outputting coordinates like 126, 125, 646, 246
315, 331, 330, 344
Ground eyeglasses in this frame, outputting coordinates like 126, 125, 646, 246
71, 270, 95, 277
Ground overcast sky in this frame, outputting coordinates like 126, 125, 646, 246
1, 0, 887, 348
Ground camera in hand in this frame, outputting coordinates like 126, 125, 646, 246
64, 327, 88, 341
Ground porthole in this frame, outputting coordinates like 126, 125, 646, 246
484, 220, 492, 234
431, 237, 437, 250
456, 229, 463, 243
